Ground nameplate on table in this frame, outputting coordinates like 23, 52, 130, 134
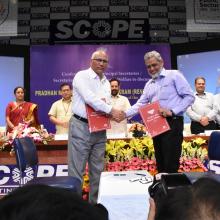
54, 134, 68, 140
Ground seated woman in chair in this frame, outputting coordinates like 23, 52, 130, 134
5, 86, 40, 133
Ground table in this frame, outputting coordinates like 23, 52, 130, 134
98, 170, 153, 220
0, 140, 67, 164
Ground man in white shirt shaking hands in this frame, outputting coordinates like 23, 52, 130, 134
68, 48, 124, 204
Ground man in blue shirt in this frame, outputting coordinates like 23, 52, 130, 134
125, 50, 195, 173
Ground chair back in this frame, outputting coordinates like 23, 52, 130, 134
13, 137, 38, 172
12, 137, 81, 192
208, 131, 220, 160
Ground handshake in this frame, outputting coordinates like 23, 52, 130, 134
110, 108, 126, 122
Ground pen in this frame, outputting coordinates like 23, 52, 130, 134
113, 173, 126, 176
135, 173, 146, 176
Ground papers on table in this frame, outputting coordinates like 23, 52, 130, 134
54, 134, 68, 140
107, 132, 131, 139
204, 130, 219, 136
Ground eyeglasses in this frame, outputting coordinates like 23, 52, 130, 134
92, 58, 108, 64
146, 63, 158, 69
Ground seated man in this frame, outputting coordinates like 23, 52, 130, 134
107, 78, 131, 137
186, 77, 217, 134
48, 83, 72, 134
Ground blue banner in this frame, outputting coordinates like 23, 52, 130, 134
0, 164, 68, 195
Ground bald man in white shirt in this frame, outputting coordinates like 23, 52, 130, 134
68, 48, 123, 204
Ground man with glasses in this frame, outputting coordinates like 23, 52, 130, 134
122, 50, 195, 173
48, 83, 73, 134
68, 48, 123, 204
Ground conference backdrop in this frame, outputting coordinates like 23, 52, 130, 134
30, 44, 171, 133
0, 56, 24, 127
177, 50, 220, 95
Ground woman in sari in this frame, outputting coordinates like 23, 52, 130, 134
5, 87, 40, 133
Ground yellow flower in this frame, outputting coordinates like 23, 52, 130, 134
192, 137, 206, 146
105, 137, 207, 163
82, 175, 89, 188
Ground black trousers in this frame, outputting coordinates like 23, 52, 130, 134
153, 116, 183, 173
190, 121, 217, 134
216, 124, 220, 130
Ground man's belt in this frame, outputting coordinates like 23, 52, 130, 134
167, 115, 184, 120
73, 114, 88, 123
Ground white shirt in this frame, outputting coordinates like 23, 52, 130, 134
72, 67, 112, 118
48, 98, 72, 134
107, 94, 131, 135
186, 92, 217, 122
214, 94, 220, 124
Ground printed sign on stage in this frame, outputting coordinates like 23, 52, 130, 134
0, 164, 68, 196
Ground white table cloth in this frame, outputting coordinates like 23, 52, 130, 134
98, 170, 153, 220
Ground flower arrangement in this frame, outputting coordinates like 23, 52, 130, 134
182, 138, 208, 161
179, 137, 208, 172
179, 157, 207, 172
128, 123, 146, 137
105, 137, 208, 173
0, 132, 5, 141
0, 123, 54, 153
82, 164, 90, 201
106, 157, 157, 175
105, 137, 155, 162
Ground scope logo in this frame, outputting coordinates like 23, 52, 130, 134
50, 19, 149, 43
0, 164, 68, 195
12, 167, 34, 185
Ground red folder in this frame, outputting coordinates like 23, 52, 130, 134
86, 104, 111, 133
139, 101, 170, 137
